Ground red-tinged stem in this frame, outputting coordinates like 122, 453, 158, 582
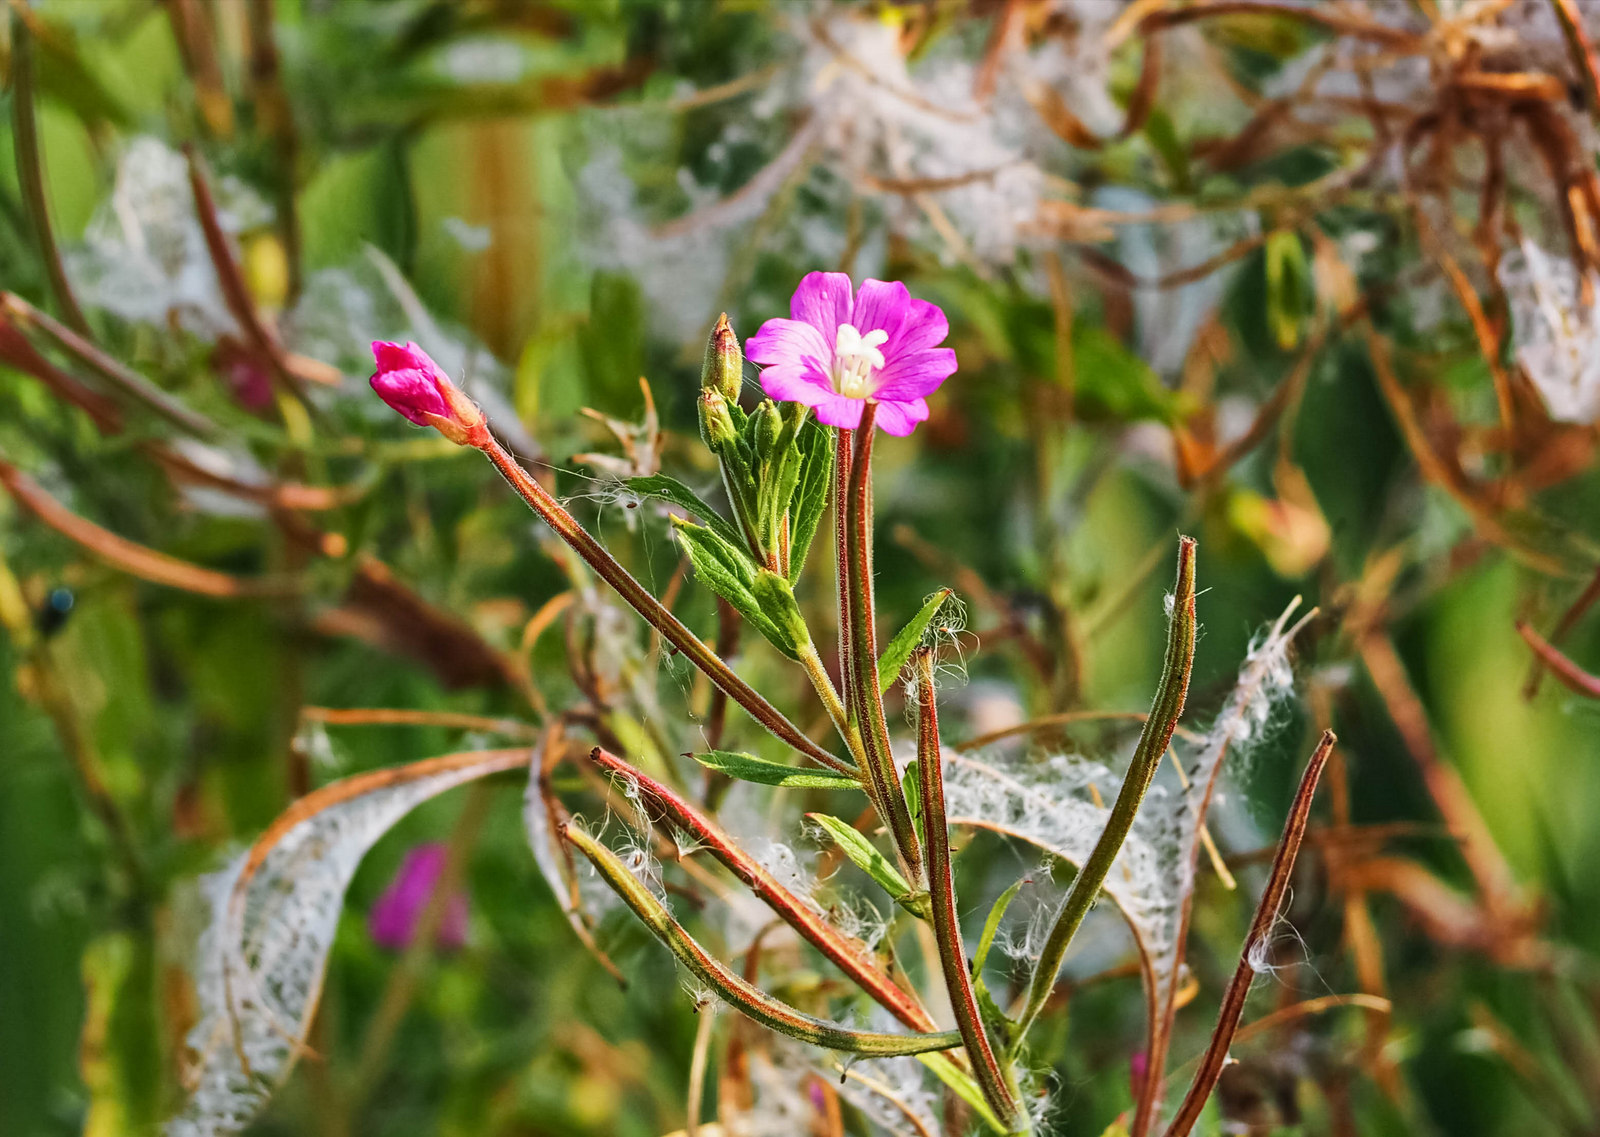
563, 821, 962, 1057
1019, 537, 1197, 1044
1162, 731, 1336, 1137
1518, 622, 1600, 700
843, 406, 924, 883
10, 11, 92, 338
588, 746, 936, 1033
914, 654, 1028, 1133
477, 433, 851, 775
2, 293, 219, 438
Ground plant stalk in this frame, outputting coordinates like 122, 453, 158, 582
841, 406, 924, 883
478, 433, 852, 775
563, 821, 962, 1057
914, 652, 1029, 1133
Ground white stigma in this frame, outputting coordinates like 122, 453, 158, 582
833, 323, 888, 399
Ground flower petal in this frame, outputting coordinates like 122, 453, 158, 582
371, 367, 450, 425
812, 392, 866, 430
758, 363, 836, 407
871, 347, 958, 401
747, 316, 832, 372
870, 397, 930, 436
852, 280, 950, 357
789, 271, 856, 343
372, 340, 446, 383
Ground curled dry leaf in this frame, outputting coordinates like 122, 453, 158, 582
170, 747, 527, 1137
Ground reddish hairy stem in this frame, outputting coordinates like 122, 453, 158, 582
587, 746, 936, 1033
914, 653, 1025, 1131
842, 407, 925, 881
1162, 731, 1336, 1137
477, 434, 850, 775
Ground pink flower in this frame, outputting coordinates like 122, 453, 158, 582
369, 340, 452, 426
745, 272, 957, 436
368, 843, 469, 952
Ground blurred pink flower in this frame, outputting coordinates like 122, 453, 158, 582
746, 271, 957, 436
369, 340, 451, 426
368, 843, 469, 952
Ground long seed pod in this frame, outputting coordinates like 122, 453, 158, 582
1162, 730, 1335, 1137
562, 821, 963, 1057
1017, 536, 1197, 1040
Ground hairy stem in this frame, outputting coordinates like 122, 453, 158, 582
914, 653, 1028, 1133
842, 407, 924, 882
588, 746, 935, 1032
1162, 730, 1335, 1137
1016, 536, 1197, 1041
563, 821, 961, 1056
478, 433, 851, 775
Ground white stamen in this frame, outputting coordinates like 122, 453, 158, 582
833, 323, 888, 399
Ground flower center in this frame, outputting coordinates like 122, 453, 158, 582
833, 323, 889, 400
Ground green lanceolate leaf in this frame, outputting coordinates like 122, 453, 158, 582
920, 1053, 1010, 1134
878, 589, 954, 694
973, 876, 1027, 979
972, 876, 1028, 1043
787, 421, 833, 583
625, 474, 747, 552
903, 760, 924, 848
749, 569, 810, 657
671, 517, 810, 659
807, 812, 928, 918
690, 749, 858, 791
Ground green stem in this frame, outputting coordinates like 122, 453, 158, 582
1015, 536, 1197, 1042
10, 10, 92, 337
478, 433, 852, 776
914, 652, 1029, 1133
841, 407, 924, 883
564, 821, 962, 1057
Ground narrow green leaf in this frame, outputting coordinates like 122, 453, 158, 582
626, 474, 746, 552
787, 422, 833, 583
749, 569, 811, 658
690, 750, 857, 791
878, 589, 954, 694
806, 812, 922, 914
903, 760, 924, 848
919, 1053, 1009, 1135
973, 876, 1027, 979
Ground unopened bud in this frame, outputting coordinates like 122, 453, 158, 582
370, 341, 488, 448
752, 399, 782, 453
699, 388, 738, 451
701, 313, 743, 403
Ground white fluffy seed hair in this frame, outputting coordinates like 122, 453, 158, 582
944, 597, 1310, 1000
171, 759, 503, 1137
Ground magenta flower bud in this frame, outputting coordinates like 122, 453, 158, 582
369, 340, 486, 445
368, 843, 469, 953
745, 272, 957, 436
